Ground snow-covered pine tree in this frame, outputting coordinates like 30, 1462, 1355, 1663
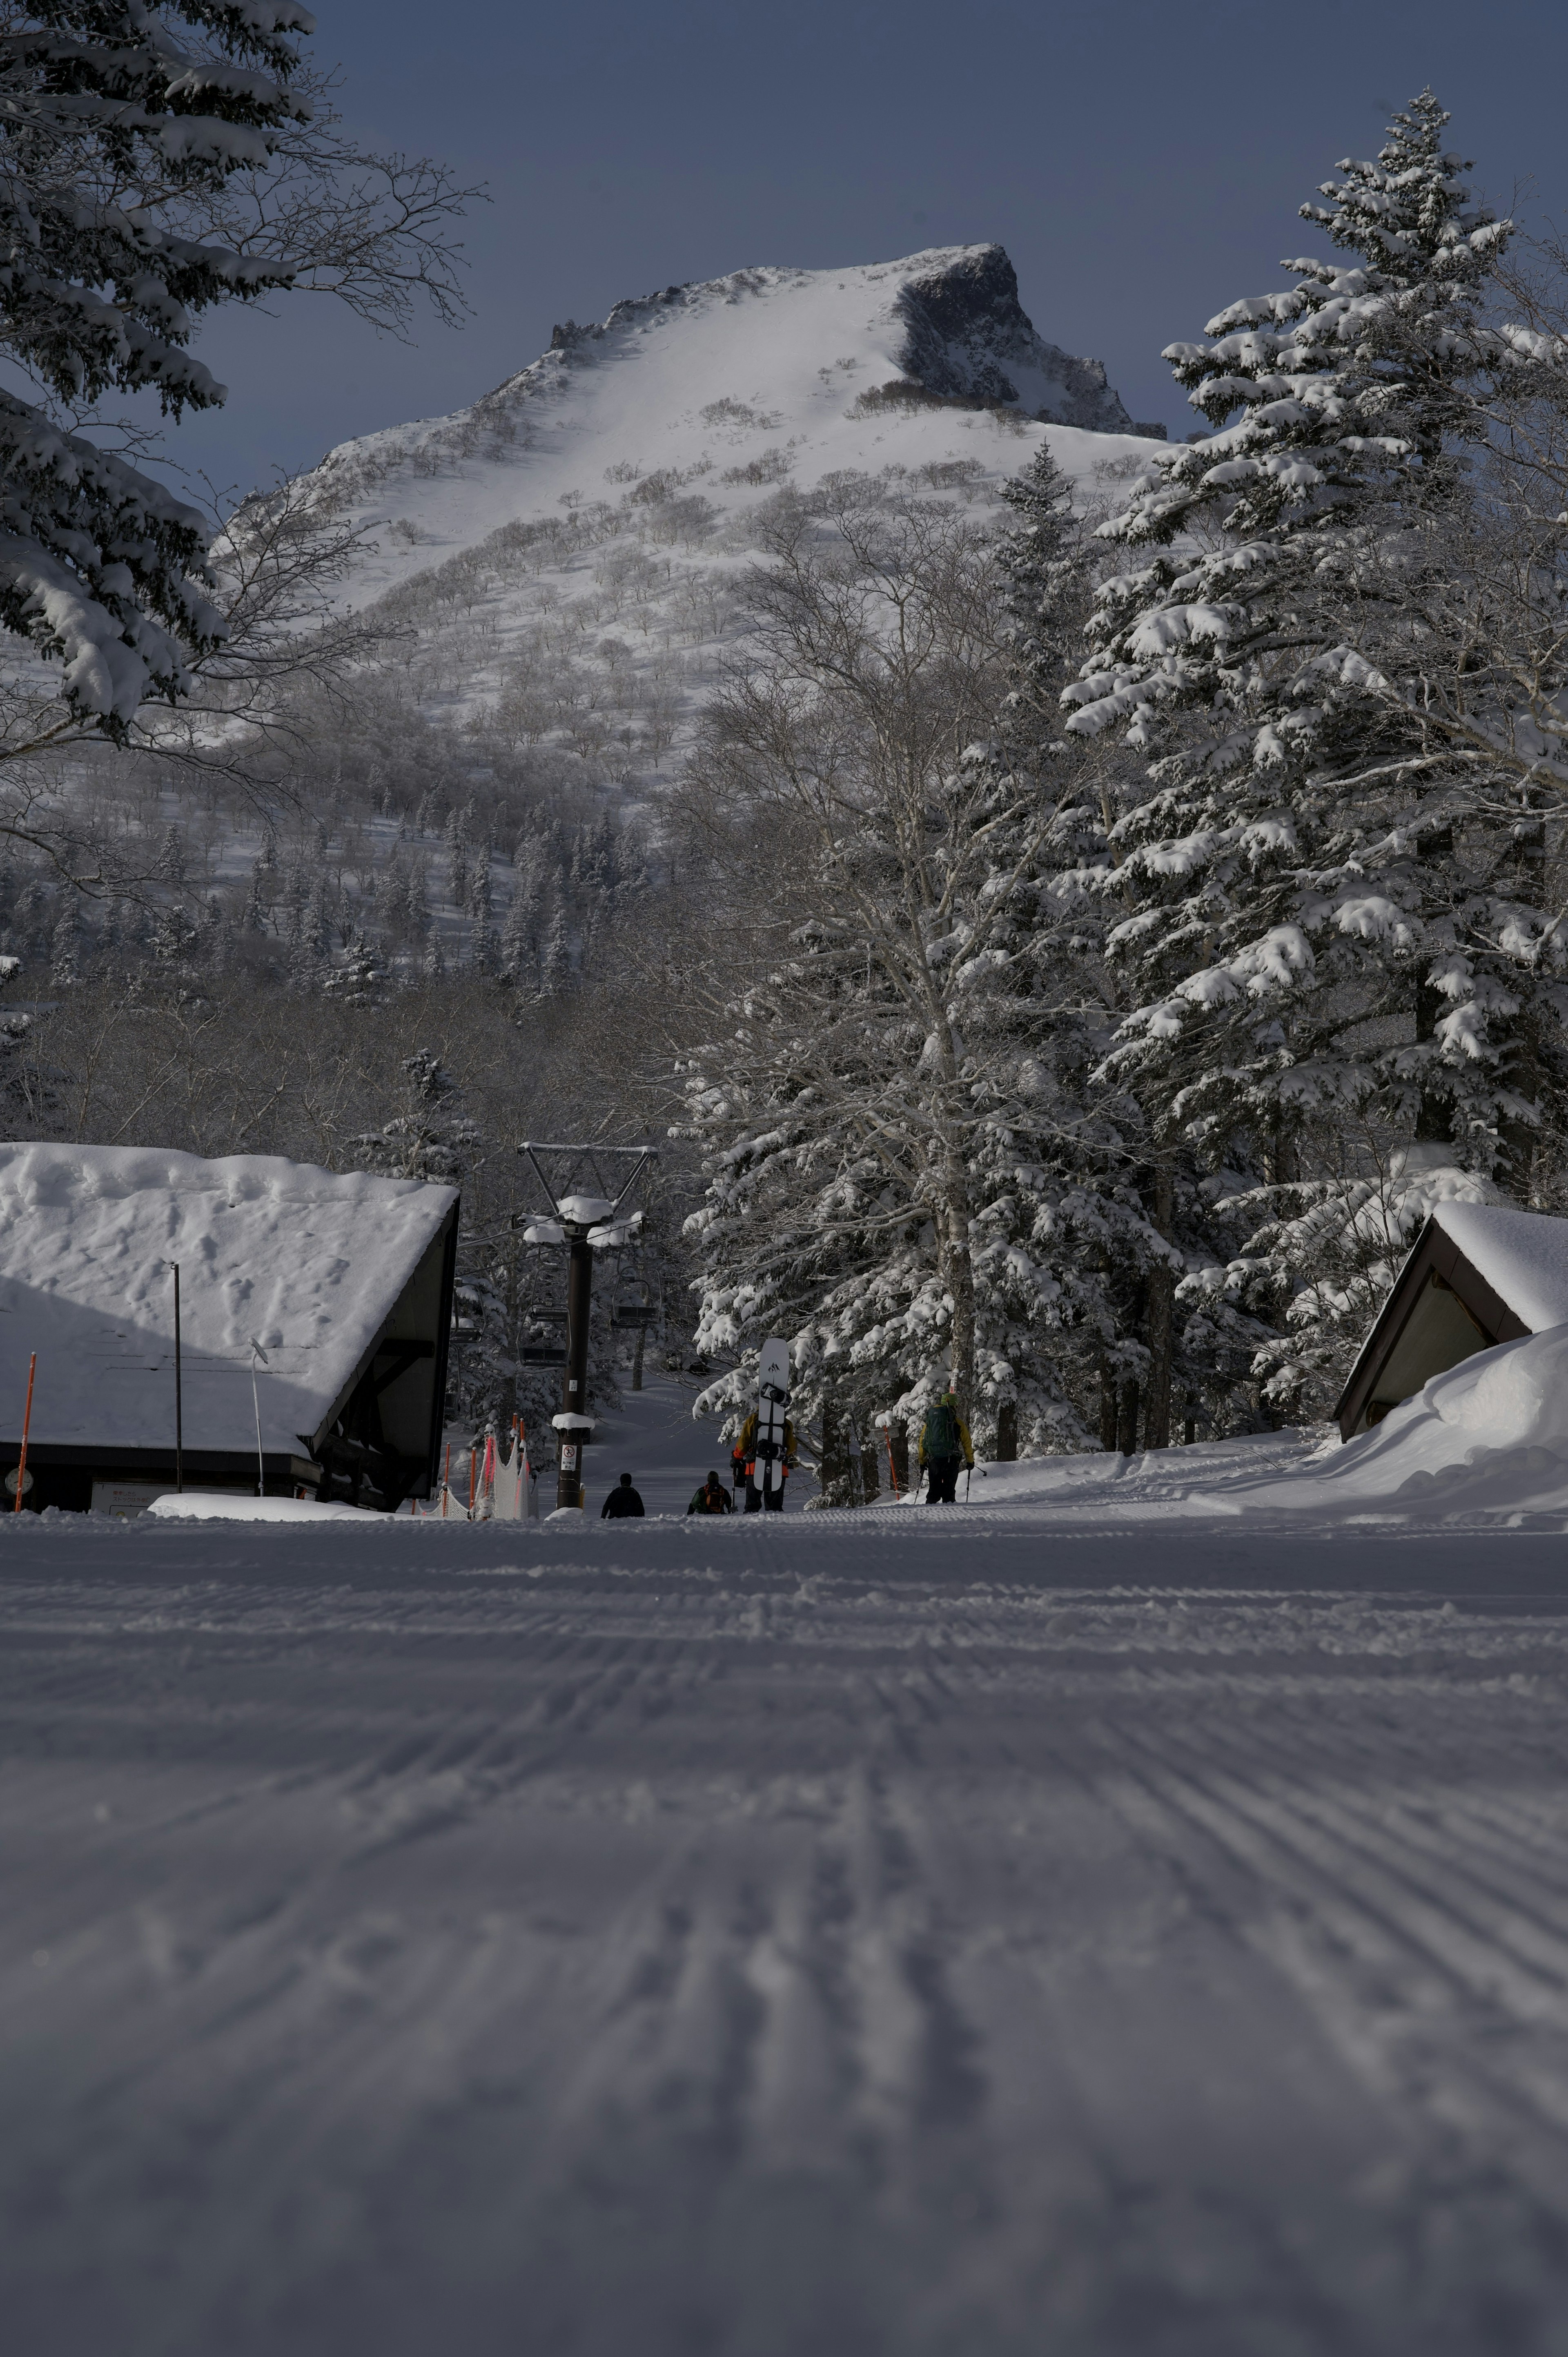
323, 933, 388, 1007
242, 858, 270, 934
1058, 93, 1556, 1419
0, 2, 315, 726
987, 441, 1268, 1449
352, 1047, 478, 1184
996, 441, 1093, 746
500, 856, 542, 990
49, 901, 80, 985
445, 805, 469, 914
469, 843, 492, 924
156, 826, 187, 887
538, 906, 572, 999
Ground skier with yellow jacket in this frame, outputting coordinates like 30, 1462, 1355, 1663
731, 1408, 796, 1512
918, 1388, 974, 1503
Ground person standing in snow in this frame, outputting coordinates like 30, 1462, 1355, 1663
918, 1388, 974, 1503
601, 1473, 645, 1519
688, 1471, 734, 1515
730, 1410, 796, 1512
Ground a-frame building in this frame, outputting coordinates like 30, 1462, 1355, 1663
1334, 1202, 1568, 1440
0, 1143, 458, 1511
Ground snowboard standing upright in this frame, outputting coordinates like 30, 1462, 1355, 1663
753, 1336, 790, 1510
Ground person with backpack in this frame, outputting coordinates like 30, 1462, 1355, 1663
601, 1472, 645, 1519
918, 1387, 974, 1503
730, 1409, 796, 1512
687, 1470, 734, 1516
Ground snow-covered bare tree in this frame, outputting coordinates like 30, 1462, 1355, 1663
678, 471, 1197, 1457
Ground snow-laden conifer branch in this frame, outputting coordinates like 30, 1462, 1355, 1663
0, 4, 477, 795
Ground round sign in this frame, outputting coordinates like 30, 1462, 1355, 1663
5, 1466, 33, 1496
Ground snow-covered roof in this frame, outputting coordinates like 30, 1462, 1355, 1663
1432, 1202, 1568, 1333
0, 1144, 457, 1455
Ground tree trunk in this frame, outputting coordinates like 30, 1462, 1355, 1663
631, 1322, 646, 1392
1501, 808, 1546, 1200
891, 1423, 911, 1495
939, 1133, 977, 1414
820, 1395, 849, 1507
1116, 1378, 1140, 1456
995, 1400, 1018, 1461
1415, 823, 1455, 1144
1099, 1353, 1118, 1452
1143, 1166, 1175, 1450
501, 1239, 520, 1428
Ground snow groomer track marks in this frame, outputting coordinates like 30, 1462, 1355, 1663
10, 1502, 1568, 2351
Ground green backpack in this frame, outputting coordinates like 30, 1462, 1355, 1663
923, 1401, 960, 1458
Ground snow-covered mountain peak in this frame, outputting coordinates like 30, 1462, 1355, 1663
530, 243, 1142, 434
289, 244, 1163, 789
306, 243, 1155, 555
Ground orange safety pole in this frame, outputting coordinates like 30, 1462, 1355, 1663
13, 1350, 35, 1512
882, 1425, 901, 1501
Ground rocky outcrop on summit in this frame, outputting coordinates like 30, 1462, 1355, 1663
528, 246, 1151, 439
894, 245, 1154, 434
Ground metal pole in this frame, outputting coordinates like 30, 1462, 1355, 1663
557, 1228, 595, 1510
13, 1349, 35, 1512
173, 1264, 183, 1494
249, 1339, 268, 1498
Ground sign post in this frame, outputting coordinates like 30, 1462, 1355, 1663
170, 1262, 183, 1494
249, 1337, 268, 1498
13, 1350, 35, 1512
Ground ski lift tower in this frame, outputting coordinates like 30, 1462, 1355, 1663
517, 1142, 657, 1511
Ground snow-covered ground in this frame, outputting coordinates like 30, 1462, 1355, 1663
12, 1359, 1568, 2351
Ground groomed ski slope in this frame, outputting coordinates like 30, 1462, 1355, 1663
12, 1366, 1568, 2353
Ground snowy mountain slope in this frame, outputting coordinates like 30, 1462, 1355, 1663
11, 249, 1162, 991
285, 245, 1165, 779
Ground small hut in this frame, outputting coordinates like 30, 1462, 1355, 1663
0, 1144, 457, 1510
1334, 1202, 1568, 1440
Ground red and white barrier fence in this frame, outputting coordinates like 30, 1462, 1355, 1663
417, 1419, 539, 1521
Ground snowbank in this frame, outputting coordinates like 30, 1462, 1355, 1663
1261, 1324, 1568, 1518
146, 1490, 383, 1523
957, 1327, 1568, 1526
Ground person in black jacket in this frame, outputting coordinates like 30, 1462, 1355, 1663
601, 1472, 646, 1519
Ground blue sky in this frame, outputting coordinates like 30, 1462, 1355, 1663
172, 0, 1568, 501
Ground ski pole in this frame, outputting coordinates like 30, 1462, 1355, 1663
965, 1464, 971, 1503
13, 1350, 35, 1512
